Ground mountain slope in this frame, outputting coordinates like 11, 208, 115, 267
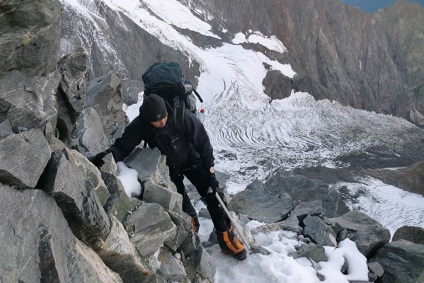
60, 0, 424, 124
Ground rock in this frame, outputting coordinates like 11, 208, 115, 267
157, 248, 187, 282
290, 243, 327, 263
98, 216, 155, 283
84, 73, 128, 140
125, 203, 177, 257
0, 185, 122, 283
327, 211, 391, 257
229, 179, 293, 223
198, 208, 211, 219
370, 240, 424, 283
265, 169, 349, 218
56, 47, 88, 143
125, 147, 174, 188
263, 70, 292, 101
0, 129, 51, 188
38, 148, 111, 248
143, 181, 183, 213
367, 261, 384, 277
178, 232, 216, 282
0, 70, 60, 131
303, 215, 337, 247
392, 226, 424, 245
292, 200, 323, 222
58, 47, 88, 111
0, 119, 14, 138
407, 108, 424, 127
250, 214, 301, 235
0, 0, 62, 76
60, 0, 198, 105
367, 161, 424, 196
101, 170, 142, 223
166, 210, 192, 251
71, 107, 111, 153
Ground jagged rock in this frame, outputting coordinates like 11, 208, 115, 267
125, 203, 177, 257
166, 210, 192, 252
367, 261, 384, 278
327, 211, 391, 257
366, 161, 424, 196
143, 180, 183, 213
392, 226, 424, 245
38, 148, 111, 248
58, 47, 88, 111
0, 70, 60, 131
264, 169, 349, 218
98, 216, 156, 283
0, 119, 13, 138
370, 240, 424, 283
157, 248, 188, 282
303, 215, 337, 247
249, 214, 301, 235
280, 214, 302, 234
178, 232, 216, 282
407, 108, 424, 127
124, 147, 183, 213
55, 47, 88, 143
292, 200, 323, 222
290, 243, 327, 263
0, 129, 51, 188
84, 73, 128, 140
229, 179, 293, 223
198, 208, 211, 219
71, 107, 111, 153
0, 185, 122, 283
263, 70, 292, 101
0, 0, 62, 77
125, 147, 175, 188
101, 170, 142, 223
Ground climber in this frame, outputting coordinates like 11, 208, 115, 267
90, 93, 247, 261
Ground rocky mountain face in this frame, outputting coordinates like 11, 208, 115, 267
1, 0, 424, 282
59, 0, 424, 126
180, 0, 424, 124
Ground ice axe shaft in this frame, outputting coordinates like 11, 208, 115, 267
215, 192, 251, 252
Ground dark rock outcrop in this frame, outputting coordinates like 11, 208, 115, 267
392, 226, 424, 245
0, 129, 51, 188
229, 179, 293, 223
0, 0, 62, 77
370, 240, 424, 283
327, 211, 391, 258
366, 161, 424, 196
0, 185, 122, 282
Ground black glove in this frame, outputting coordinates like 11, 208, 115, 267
88, 150, 109, 168
208, 173, 219, 195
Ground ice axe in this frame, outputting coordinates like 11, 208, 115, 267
214, 192, 271, 255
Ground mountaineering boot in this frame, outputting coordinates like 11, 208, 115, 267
191, 215, 200, 233
216, 227, 247, 261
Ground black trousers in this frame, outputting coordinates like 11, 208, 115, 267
169, 164, 231, 233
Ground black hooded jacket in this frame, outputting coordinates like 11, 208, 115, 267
108, 107, 215, 171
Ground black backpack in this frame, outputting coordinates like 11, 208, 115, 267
142, 62, 203, 130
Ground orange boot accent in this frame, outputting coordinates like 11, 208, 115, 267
216, 227, 247, 260
191, 217, 199, 233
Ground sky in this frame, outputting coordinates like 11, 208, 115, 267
63, 0, 424, 282
340, 0, 424, 12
